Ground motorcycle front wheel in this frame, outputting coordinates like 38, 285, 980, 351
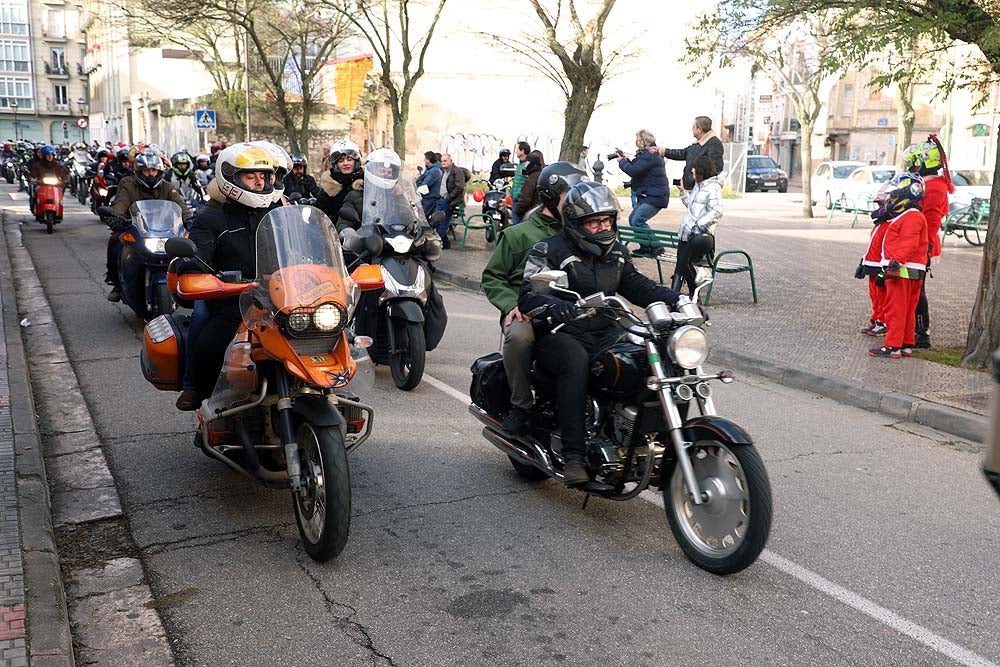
4, 172, 12, 184
663, 440, 772, 575
293, 422, 351, 562
389, 319, 426, 390
44, 210, 54, 234
153, 283, 174, 318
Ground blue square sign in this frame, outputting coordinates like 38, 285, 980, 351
195, 109, 217, 130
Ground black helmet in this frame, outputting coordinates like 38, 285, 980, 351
562, 182, 621, 257
537, 161, 586, 217
290, 152, 307, 170
499, 147, 511, 158
133, 151, 165, 189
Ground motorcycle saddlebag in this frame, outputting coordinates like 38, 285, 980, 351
469, 352, 510, 418
141, 315, 185, 391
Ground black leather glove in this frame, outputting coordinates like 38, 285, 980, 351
854, 263, 865, 280
547, 301, 579, 325
108, 216, 130, 233
182, 216, 194, 231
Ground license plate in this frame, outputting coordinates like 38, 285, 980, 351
764, 182, 777, 187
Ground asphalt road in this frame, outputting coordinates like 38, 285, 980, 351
9, 186, 999, 667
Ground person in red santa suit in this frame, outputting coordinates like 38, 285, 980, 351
857, 210, 891, 337
869, 173, 928, 359
902, 135, 953, 349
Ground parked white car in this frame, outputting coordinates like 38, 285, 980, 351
812, 161, 866, 208
949, 167, 992, 212
829, 166, 899, 212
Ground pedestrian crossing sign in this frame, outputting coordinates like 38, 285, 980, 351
195, 109, 217, 130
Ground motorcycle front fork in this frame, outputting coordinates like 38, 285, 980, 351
272, 367, 303, 490
645, 341, 707, 505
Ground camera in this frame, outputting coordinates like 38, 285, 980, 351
623, 181, 632, 189
607, 149, 624, 160
672, 178, 681, 187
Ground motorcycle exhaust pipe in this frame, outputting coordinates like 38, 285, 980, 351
467, 404, 543, 470
232, 417, 287, 483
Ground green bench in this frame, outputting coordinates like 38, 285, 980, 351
616, 225, 758, 305
942, 197, 989, 247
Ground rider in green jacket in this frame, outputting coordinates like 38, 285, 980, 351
480, 161, 586, 434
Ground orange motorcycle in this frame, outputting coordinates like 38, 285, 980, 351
140, 206, 384, 560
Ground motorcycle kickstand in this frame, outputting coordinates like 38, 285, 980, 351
581, 493, 591, 511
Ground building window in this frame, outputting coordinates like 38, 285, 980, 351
0, 39, 28, 72
46, 10, 64, 39
840, 84, 854, 118
53, 83, 67, 108
0, 1, 28, 36
0, 76, 32, 109
49, 47, 65, 73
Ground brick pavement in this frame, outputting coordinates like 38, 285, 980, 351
0, 268, 26, 666
436, 195, 992, 417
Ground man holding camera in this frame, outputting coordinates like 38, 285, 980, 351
651, 116, 725, 191
617, 129, 669, 257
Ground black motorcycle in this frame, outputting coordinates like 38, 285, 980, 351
470, 269, 773, 575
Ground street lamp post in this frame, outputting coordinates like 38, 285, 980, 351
10, 100, 19, 141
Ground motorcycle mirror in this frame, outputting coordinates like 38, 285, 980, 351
499, 162, 517, 177
287, 191, 302, 203
530, 270, 573, 296
164, 237, 198, 258
339, 228, 364, 253
363, 233, 383, 256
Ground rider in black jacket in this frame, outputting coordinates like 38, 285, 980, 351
518, 182, 680, 485
283, 153, 320, 200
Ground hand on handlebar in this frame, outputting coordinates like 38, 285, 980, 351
546, 301, 579, 325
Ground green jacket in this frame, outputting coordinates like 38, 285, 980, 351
481, 210, 562, 316
509, 159, 527, 201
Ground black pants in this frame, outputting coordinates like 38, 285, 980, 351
193, 305, 243, 399
536, 332, 591, 461
673, 233, 715, 295
914, 255, 931, 339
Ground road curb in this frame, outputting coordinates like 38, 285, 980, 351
434, 269, 988, 445
0, 212, 75, 666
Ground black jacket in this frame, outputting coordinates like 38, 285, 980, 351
518, 231, 679, 342
662, 133, 725, 190
189, 201, 273, 286
283, 172, 320, 199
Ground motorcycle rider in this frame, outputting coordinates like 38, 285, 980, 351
489, 148, 512, 183
186, 144, 280, 402
518, 182, 681, 485
29, 146, 68, 210
481, 162, 586, 435
316, 139, 363, 222
105, 151, 191, 303
283, 153, 320, 200
193, 154, 213, 187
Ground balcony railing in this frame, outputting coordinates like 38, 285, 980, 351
44, 62, 69, 76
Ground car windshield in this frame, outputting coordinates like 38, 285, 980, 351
748, 156, 778, 169
871, 170, 897, 184
833, 164, 864, 178
952, 169, 993, 187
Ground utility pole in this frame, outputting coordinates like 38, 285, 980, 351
244, 16, 251, 141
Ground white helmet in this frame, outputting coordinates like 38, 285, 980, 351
363, 148, 401, 189
330, 139, 361, 165
249, 141, 292, 202
215, 143, 276, 209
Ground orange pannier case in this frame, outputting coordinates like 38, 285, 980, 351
141, 315, 185, 391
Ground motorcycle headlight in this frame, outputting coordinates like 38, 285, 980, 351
98, 188, 108, 196
287, 311, 312, 332
143, 238, 167, 254
313, 303, 343, 332
42, 176, 59, 185
667, 325, 708, 369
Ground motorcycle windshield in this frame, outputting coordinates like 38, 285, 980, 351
129, 200, 184, 237
360, 171, 427, 235
240, 205, 357, 326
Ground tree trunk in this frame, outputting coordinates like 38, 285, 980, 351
894, 81, 915, 166
962, 129, 1000, 369
559, 78, 600, 162
798, 120, 815, 218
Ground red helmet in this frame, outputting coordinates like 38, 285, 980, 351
472, 189, 485, 203
211, 141, 227, 155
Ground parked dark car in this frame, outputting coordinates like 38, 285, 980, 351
745, 155, 788, 193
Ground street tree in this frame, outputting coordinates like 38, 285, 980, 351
490, 0, 623, 162
684, 10, 851, 218
320, 0, 448, 157
700, 0, 1000, 368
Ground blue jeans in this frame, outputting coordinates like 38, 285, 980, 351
421, 195, 440, 220
629, 195, 662, 251
509, 207, 521, 225
182, 300, 211, 390
433, 198, 453, 242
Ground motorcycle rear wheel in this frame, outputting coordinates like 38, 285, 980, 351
663, 441, 772, 576
77, 183, 88, 205
389, 320, 426, 390
44, 210, 54, 234
4, 173, 12, 184
293, 422, 351, 562
508, 455, 548, 481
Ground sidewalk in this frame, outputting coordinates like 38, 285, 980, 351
435, 194, 991, 443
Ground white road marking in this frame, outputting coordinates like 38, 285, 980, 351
423, 371, 999, 667
449, 312, 499, 322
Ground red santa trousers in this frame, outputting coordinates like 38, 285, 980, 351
884, 278, 921, 349
867, 276, 886, 323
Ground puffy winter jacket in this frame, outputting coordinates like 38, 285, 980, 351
618, 149, 669, 209
678, 176, 722, 241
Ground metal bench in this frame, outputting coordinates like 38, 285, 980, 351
617, 225, 758, 305
942, 197, 989, 247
